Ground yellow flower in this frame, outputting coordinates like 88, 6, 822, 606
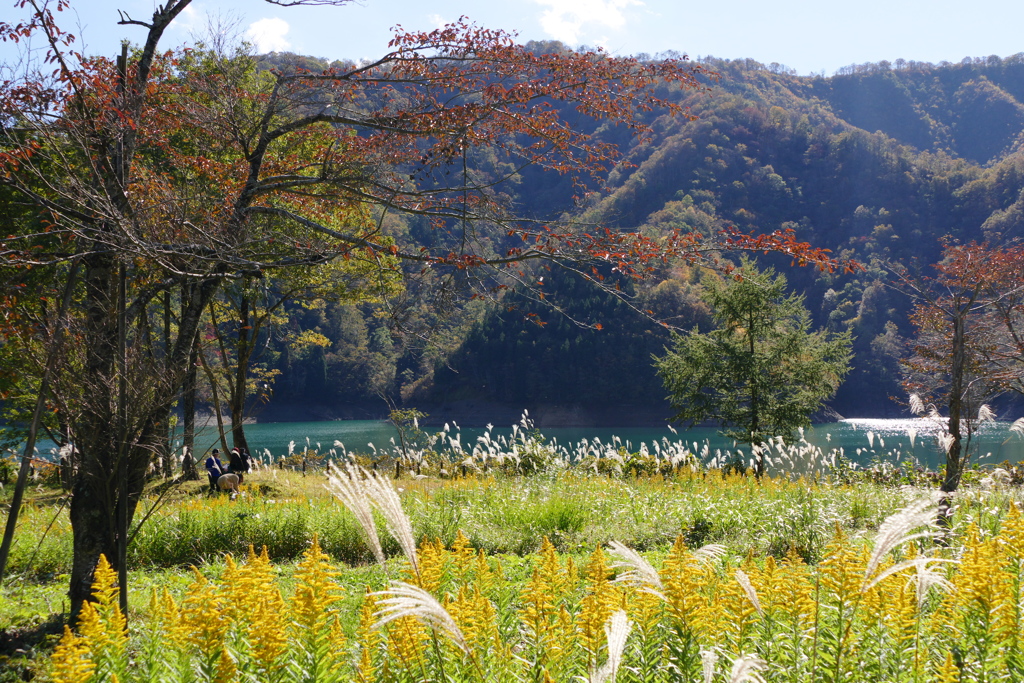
291, 536, 344, 633
288, 536, 346, 677
179, 568, 232, 656
415, 537, 445, 592
933, 650, 960, 683
576, 545, 621, 667
50, 626, 95, 683
947, 523, 1014, 673
520, 537, 578, 673
450, 530, 476, 584
386, 615, 430, 670
445, 585, 500, 654
356, 588, 380, 682
213, 647, 237, 683
661, 536, 712, 639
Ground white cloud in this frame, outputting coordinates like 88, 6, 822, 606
175, 5, 202, 33
427, 14, 447, 29
246, 17, 291, 53
535, 0, 643, 45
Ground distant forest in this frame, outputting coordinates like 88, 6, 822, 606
251, 49, 1024, 425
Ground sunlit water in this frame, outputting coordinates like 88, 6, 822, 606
20, 416, 1024, 471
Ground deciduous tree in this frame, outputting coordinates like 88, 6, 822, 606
0, 0, 846, 622
899, 241, 1024, 499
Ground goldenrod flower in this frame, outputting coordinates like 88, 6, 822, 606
50, 626, 95, 683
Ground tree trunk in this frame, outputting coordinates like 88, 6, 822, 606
938, 308, 968, 531
68, 272, 219, 624
68, 249, 119, 624
181, 284, 199, 480
230, 288, 252, 454
160, 289, 173, 478
748, 311, 763, 479
198, 345, 230, 455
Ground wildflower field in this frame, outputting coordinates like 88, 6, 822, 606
4, 437, 1024, 682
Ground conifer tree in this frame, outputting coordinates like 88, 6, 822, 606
655, 259, 852, 475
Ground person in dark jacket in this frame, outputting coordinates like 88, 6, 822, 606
228, 447, 248, 483
204, 449, 227, 491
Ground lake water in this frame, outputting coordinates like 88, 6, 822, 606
173, 416, 1024, 471
21, 416, 1024, 471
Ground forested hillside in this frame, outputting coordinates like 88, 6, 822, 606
255, 51, 1024, 423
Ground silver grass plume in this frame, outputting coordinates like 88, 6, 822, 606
906, 557, 956, 610
734, 569, 764, 618
909, 393, 925, 415
729, 654, 766, 683
1011, 417, 1024, 438
359, 469, 419, 578
325, 462, 418, 577
593, 610, 631, 683
701, 649, 720, 683
936, 432, 955, 455
608, 541, 664, 598
325, 462, 384, 565
371, 581, 467, 653
694, 543, 727, 566
862, 494, 941, 593
978, 404, 995, 423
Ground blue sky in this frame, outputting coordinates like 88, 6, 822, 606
6, 0, 1024, 76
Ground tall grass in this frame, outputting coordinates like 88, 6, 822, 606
5, 464, 1022, 579
46, 494, 1024, 682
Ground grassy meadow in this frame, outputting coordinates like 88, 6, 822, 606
2, 433, 1024, 682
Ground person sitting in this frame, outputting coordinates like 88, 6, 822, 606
227, 447, 248, 484
204, 449, 227, 492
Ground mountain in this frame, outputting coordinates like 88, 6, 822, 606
257, 51, 1024, 423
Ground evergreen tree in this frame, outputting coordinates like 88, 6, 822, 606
654, 260, 852, 475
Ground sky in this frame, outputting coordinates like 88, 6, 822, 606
4, 0, 1024, 76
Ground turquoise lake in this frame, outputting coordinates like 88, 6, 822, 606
19, 416, 1024, 471
20, 417, 1014, 471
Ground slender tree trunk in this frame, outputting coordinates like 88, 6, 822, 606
198, 343, 230, 455
938, 307, 968, 531
160, 289, 173, 478
230, 289, 252, 454
181, 284, 199, 480
0, 264, 80, 583
943, 311, 966, 494
748, 311, 763, 478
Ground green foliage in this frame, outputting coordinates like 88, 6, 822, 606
655, 260, 852, 460
0, 453, 15, 486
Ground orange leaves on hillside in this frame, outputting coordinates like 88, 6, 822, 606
0, 2, 848, 287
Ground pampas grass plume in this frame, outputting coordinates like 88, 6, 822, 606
371, 581, 467, 653
863, 494, 940, 592
701, 649, 720, 683
735, 569, 764, 618
326, 462, 384, 565
694, 543, 727, 566
608, 541, 664, 597
729, 654, 766, 683
593, 610, 631, 683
